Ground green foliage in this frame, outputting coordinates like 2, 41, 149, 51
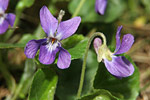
93, 54, 140, 100
19, 34, 37, 44
11, 59, 36, 100
54, 35, 88, 63
62, 34, 85, 49
54, 36, 89, 64
78, 89, 119, 100
28, 68, 58, 100
68, 38, 88, 60
0, 33, 36, 48
16, 0, 35, 10
55, 50, 99, 100
141, 0, 150, 13
69, 0, 126, 23
19, 59, 36, 95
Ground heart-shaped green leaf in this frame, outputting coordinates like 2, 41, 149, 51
68, 38, 88, 60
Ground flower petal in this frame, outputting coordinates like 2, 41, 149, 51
56, 17, 81, 40
57, 47, 71, 69
93, 38, 102, 54
39, 42, 59, 65
115, 34, 134, 55
24, 39, 46, 58
40, 6, 58, 37
0, 19, 9, 34
95, 0, 107, 15
114, 26, 122, 52
6, 13, 16, 27
104, 56, 134, 78
0, 0, 9, 10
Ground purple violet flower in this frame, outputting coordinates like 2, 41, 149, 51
95, 0, 107, 15
24, 6, 81, 69
93, 26, 134, 78
0, 0, 16, 34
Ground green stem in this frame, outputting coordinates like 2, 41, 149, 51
77, 32, 106, 99
71, 0, 86, 18
11, 59, 36, 100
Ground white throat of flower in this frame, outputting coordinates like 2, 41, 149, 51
46, 41, 59, 52
46, 37, 60, 52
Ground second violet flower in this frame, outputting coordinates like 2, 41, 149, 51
93, 26, 134, 78
25, 6, 81, 69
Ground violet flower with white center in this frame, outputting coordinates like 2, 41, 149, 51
25, 6, 81, 69
93, 26, 134, 78
95, 0, 107, 15
0, 0, 16, 34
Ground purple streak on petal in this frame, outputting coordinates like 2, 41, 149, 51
56, 17, 81, 40
0, 19, 9, 34
115, 34, 134, 55
114, 26, 122, 52
95, 0, 107, 15
57, 47, 71, 69
93, 38, 102, 54
0, 0, 9, 10
24, 39, 46, 58
104, 56, 134, 78
40, 6, 58, 37
6, 13, 16, 27
39, 43, 59, 65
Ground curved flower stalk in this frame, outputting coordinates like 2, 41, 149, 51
0, 0, 16, 34
25, 6, 81, 69
93, 26, 134, 78
95, 0, 107, 15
